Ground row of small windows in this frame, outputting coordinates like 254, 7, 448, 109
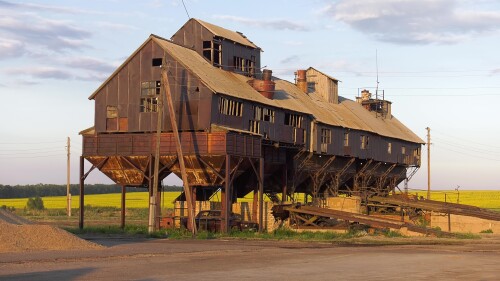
219, 97, 243, 117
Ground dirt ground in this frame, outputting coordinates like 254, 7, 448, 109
1, 235, 500, 281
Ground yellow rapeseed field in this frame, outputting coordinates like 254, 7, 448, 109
1, 190, 499, 210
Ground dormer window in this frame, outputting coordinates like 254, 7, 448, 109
203, 40, 222, 67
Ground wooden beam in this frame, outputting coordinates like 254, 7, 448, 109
79, 156, 85, 229
161, 66, 197, 235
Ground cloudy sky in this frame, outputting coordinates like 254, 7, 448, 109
1, 0, 500, 191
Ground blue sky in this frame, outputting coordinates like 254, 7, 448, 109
0, 0, 499, 190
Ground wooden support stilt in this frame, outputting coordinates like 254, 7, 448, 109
79, 156, 85, 229
222, 155, 231, 233
259, 157, 264, 233
121, 185, 126, 229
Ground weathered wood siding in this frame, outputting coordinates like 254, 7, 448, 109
306, 68, 338, 104
93, 40, 212, 134
171, 19, 261, 75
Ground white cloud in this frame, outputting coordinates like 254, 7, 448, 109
5, 67, 73, 80
321, 0, 500, 44
213, 15, 309, 31
0, 38, 25, 59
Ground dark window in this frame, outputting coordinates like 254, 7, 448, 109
284, 113, 302, 128
152, 58, 162, 67
233, 56, 254, 77
203, 40, 222, 67
253, 106, 274, 123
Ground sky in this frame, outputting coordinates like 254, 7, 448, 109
0, 0, 499, 191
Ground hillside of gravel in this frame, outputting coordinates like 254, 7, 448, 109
0, 211, 103, 253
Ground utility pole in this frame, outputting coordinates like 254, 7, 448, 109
426, 127, 431, 200
66, 137, 71, 217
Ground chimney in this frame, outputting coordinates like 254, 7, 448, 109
248, 69, 275, 99
296, 69, 307, 93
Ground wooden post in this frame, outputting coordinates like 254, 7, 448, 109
67, 137, 71, 217
281, 165, 287, 203
161, 66, 196, 235
259, 157, 264, 233
79, 156, 85, 229
222, 155, 231, 233
121, 185, 126, 229
426, 127, 431, 200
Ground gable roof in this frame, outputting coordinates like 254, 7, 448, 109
194, 18, 259, 49
89, 34, 423, 144
307, 67, 340, 82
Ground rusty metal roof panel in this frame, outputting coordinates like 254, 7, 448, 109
194, 19, 259, 49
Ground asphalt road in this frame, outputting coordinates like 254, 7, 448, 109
1, 237, 499, 280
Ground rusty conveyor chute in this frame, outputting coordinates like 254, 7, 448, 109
280, 204, 453, 236
369, 195, 500, 221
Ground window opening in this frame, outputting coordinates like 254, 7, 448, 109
284, 113, 302, 128
388, 142, 392, 154
140, 81, 160, 112
219, 97, 243, 116
343, 132, 349, 146
152, 58, 162, 67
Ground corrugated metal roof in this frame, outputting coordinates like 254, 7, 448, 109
307, 67, 340, 82
90, 34, 423, 144
194, 19, 259, 49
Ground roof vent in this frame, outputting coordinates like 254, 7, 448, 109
248, 69, 275, 99
295, 69, 307, 93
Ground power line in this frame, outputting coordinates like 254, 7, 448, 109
181, 0, 190, 19
0, 149, 64, 156
434, 144, 500, 162
0, 140, 64, 145
433, 130, 500, 149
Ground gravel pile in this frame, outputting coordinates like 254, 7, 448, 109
0, 210, 103, 253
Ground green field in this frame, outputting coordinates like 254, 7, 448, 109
1, 190, 499, 210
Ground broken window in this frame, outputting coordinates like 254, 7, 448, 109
249, 120, 259, 134
140, 81, 160, 112
233, 56, 255, 77
321, 128, 331, 153
203, 40, 222, 67
284, 113, 302, 128
253, 106, 275, 123
344, 132, 349, 147
321, 129, 332, 144
218, 97, 243, 116
360, 135, 369, 149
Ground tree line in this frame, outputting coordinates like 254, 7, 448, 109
0, 184, 183, 199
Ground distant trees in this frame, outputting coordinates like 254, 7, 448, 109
0, 184, 183, 199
